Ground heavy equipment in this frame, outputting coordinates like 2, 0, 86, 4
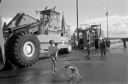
0, 8, 72, 70
72, 24, 102, 49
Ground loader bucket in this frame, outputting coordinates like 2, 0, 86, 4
0, 17, 5, 64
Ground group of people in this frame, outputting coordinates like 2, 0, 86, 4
86, 39, 109, 60
48, 39, 110, 81
48, 40, 82, 81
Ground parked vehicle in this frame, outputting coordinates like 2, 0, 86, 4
0, 8, 71, 70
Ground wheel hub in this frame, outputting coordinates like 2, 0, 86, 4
23, 41, 35, 57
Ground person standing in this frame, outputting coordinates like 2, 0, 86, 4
100, 39, 106, 56
55, 43, 59, 61
86, 40, 91, 60
48, 40, 56, 75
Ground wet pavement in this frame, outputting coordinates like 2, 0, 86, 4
0, 42, 128, 84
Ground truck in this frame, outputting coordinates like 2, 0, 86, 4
72, 24, 102, 49
0, 8, 72, 70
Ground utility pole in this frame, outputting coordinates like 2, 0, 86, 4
106, 11, 108, 40
76, 0, 79, 43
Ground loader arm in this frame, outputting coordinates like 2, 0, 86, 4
0, 17, 5, 64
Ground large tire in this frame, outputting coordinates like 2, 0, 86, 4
5, 32, 40, 67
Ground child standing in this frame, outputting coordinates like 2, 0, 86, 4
86, 40, 91, 60
55, 43, 59, 61
48, 40, 56, 75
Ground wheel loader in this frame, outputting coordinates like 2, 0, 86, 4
0, 9, 72, 70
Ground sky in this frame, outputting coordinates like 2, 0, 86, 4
0, 0, 128, 33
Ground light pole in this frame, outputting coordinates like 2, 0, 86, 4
106, 11, 108, 40
76, 0, 79, 42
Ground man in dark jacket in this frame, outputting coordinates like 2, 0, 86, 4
100, 39, 106, 56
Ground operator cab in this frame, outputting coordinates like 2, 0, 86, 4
39, 8, 61, 35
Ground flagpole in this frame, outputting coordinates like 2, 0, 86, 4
76, 0, 79, 42
106, 11, 108, 40
61, 12, 65, 36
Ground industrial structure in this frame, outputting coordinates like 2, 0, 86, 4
0, 8, 71, 70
